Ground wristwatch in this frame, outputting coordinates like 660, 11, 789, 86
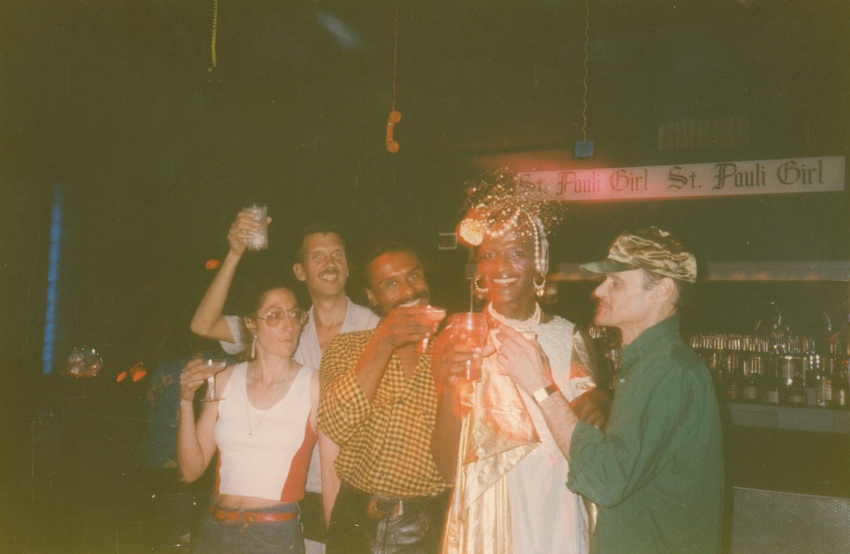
532, 384, 560, 405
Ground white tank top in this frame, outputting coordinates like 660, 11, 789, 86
214, 362, 317, 502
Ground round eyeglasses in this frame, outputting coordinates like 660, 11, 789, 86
256, 308, 309, 327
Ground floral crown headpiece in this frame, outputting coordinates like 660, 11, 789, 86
457, 169, 566, 275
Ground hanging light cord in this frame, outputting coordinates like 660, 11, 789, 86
208, 0, 218, 72
391, 0, 399, 112
580, 0, 589, 142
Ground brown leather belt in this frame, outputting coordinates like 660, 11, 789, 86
209, 505, 298, 524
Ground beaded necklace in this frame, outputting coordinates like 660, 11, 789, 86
486, 302, 541, 331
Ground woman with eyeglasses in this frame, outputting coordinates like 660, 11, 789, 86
178, 284, 316, 553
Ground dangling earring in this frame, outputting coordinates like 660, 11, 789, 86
473, 275, 489, 298
533, 273, 547, 298
250, 334, 257, 358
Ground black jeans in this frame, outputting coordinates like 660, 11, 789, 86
325, 484, 448, 554
299, 492, 326, 543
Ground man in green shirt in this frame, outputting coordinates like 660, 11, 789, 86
495, 227, 723, 553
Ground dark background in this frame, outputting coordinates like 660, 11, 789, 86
1, 1, 849, 551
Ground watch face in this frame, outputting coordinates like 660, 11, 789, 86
533, 384, 557, 404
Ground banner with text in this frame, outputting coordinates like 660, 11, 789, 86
517, 156, 845, 202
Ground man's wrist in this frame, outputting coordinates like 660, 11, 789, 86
531, 383, 560, 405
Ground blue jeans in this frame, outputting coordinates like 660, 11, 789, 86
193, 502, 304, 553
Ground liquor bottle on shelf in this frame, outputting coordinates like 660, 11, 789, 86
828, 341, 848, 409
741, 356, 762, 403
833, 363, 849, 409
786, 375, 808, 407
703, 336, 729, 399
762, 368, 782, 405
786, 337, 808, 407
801, 337, 820, 406
725, 351, 742, 402
762, 341, 783, 405
779, 354, 799, 390
814, 355, 832, 408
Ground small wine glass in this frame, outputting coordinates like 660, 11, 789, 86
201, 358, 228, 402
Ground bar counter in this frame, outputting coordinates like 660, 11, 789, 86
728, 402, 850, 434
723, 401, 850, 553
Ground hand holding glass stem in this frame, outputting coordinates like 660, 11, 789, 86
201, 358, 228, 402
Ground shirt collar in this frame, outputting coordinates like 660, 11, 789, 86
306, 297, 376, 333
339, 297, 356, 331
306, 297, 351, 319
621, 314, 681, 366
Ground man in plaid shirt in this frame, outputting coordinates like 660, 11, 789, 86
319, 242, 450, 553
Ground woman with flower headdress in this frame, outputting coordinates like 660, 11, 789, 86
431, 171, 610, 553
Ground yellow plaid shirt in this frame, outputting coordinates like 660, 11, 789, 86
318, 329, 449, 498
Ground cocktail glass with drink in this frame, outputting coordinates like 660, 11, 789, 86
417, 306, 448, 354
201, 358, 229, 402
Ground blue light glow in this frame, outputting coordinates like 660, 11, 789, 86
42, 183, 62, 375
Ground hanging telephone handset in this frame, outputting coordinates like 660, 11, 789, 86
386, 110, 402, 153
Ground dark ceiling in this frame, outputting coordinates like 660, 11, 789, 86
2, 0, 849, 374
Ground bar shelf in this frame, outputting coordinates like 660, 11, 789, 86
727, 402, 850, 435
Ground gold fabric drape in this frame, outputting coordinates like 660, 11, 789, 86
441, 340, 539, 553
441, 327, 598, 553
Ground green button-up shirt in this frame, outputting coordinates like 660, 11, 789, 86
568, 315, 724, 554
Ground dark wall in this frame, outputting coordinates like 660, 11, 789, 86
2, 0, 849, 463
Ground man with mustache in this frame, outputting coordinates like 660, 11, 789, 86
190, 213, 380, 552
318, 242, 450, 554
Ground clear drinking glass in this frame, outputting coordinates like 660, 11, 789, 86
448, 312, 489, 381
201, 358, 228, 402
243, 204, 269, 251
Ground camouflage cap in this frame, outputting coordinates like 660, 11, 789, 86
581, 227, 697, 283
